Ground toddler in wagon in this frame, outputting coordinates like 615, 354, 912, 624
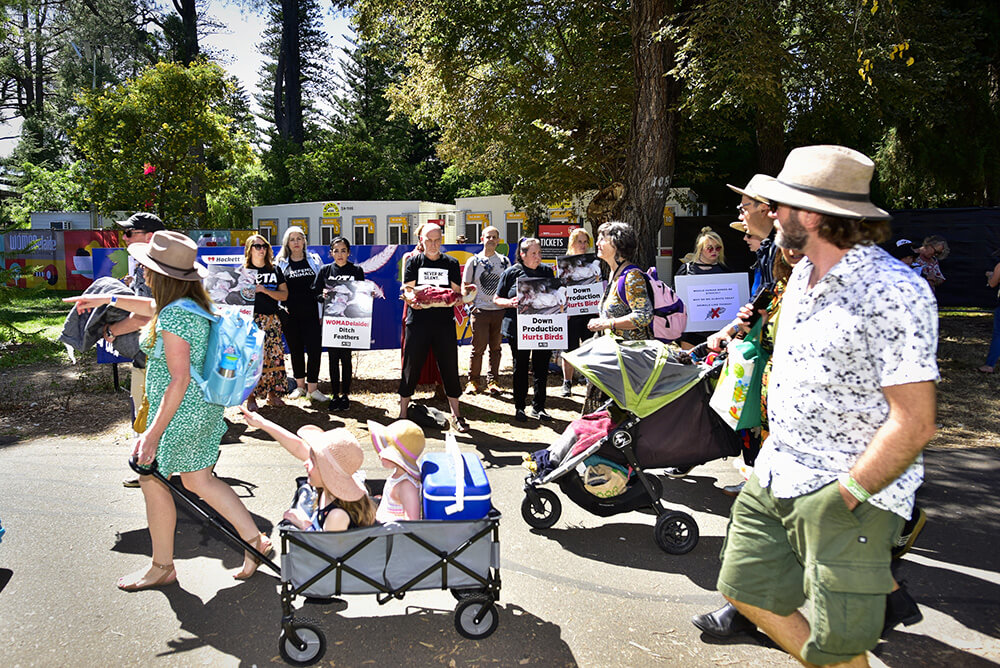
368, 419, 425, 522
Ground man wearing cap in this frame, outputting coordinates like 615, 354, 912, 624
710, 146, 938, 666
110, 212, 166, 488
728, 174, 780, 295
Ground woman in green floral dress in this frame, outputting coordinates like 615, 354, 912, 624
67, 231, 271, 591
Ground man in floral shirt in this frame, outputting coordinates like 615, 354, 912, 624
714, 146, 938, 667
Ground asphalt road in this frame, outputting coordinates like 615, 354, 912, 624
0, 430, 998, 667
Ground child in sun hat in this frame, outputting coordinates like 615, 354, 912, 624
240, 408, 376, 531
368, 419, 426, 522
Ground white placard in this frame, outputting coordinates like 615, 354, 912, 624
673, 272, 750, 332
204, 265, 257, 318
322, 280, 374, 349
417, 267, 449, 286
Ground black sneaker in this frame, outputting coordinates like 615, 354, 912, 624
892, 507, 926, 560
515, 409, 528, 423
560, 380, 572, 397
534, 408, 553, 422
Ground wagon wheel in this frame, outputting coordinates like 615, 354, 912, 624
454, 595, 500, 639
654, 511, 699, 554
278, 620, 326, 666
520, 488, 561, 529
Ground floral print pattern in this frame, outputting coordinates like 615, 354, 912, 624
600, 267, 653, 340
250, 312, 287, 400
755, 244, 939, 519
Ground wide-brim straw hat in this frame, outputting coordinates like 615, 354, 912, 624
368, 419, 425, 478
727, 174, 778, 203
729, 220, 747, 232
128, 230, 208, 281
752, 145, 891, 221
297, 425, 367, 502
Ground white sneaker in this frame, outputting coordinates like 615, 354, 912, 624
287, 388, 306, 399
308, 389, 330, 402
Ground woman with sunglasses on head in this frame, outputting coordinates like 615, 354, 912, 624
64, 231, 272, 588
912, 235, 949, 291
275, 227, 328, 404
676, 226, 729, 348
244, 234, 289, 410
312, 237, 365, 411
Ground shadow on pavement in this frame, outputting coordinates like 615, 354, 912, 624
874, 631, 1000, 667
157, 578, 577, 666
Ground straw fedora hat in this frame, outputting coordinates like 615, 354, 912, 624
753, 145, 891, 221
297, 425, 367, 501
128, 230, 208, 281
729, 220, 747, 232
727, 174, 777, 203
368, 419, 425, 478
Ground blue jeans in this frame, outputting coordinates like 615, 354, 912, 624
987, 306, 1000, 367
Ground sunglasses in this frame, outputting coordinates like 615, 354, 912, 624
123, 229, 143, 238
251, 243, 268, 250
705, 245, 722, 252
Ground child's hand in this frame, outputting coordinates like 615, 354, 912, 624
240, 406, 266, 428
283, 508, 310, 529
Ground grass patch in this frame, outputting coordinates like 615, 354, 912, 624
0, 289, 82, 368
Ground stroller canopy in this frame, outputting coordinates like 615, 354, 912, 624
563, 335, 705, 418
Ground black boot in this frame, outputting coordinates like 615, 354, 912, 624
692, 602, 755, 639
882, 584, 922, 638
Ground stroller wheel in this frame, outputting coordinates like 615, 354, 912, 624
654, 511, 699, 555
454, 594, 500, 639
521, 488, 562, 529
278, 620, 326, 666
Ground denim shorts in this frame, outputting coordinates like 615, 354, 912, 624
717, 475, 903, 665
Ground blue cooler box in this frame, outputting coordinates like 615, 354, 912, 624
421, 451, 492, 520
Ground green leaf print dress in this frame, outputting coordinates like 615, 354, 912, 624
143, 303, 226, 476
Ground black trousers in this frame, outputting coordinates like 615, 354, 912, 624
282, 306, 322, 383
328, 348, 353, 396
399, 323, 461, 398
508, 334, 551, 411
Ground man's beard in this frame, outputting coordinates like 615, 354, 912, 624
776, 209, 808, 251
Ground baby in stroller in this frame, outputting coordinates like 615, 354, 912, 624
241, 408, 377, 531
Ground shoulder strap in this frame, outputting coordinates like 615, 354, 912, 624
615, 264, 641, 303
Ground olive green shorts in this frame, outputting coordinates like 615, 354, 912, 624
717, 475, 904, 665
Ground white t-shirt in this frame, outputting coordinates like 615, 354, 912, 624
462, 251, 510, 310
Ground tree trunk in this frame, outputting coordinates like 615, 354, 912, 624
281, 0, 303, 144
755, 109, 785, 176
619, 0, 678, 270
173, 0, 199, 65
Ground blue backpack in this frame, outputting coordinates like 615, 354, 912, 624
155, 298, 265, 407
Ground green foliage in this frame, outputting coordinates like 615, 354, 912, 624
0, 222, 44, 344
351, 0, 633, 207
72, 60, 255, 227
2, 161, 89, 227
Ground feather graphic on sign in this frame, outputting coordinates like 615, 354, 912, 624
358, 245, 396, 273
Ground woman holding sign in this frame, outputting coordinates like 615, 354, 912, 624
495, 237, 556, 423
559, 228, 597, 396
312, 237, 365, 411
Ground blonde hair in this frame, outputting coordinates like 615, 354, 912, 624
243, 234, 275, 270
315, 490, 377, 528
144, 270, 214, 347
568, 227, 594, 253
275, 226, 307, 263
682, 226, 726, 265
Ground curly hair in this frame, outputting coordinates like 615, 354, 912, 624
597, 221, 638, 264
816, 215, 892, 249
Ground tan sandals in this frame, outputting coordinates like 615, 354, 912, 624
233, 533, 274, 581
117, 560, 177, 592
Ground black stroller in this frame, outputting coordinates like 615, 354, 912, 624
521, 337, 739, 554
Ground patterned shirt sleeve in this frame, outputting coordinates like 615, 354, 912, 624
866, 279, 940, 387
622, 269, 653, 328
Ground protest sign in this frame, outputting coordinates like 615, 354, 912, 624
204, 265, 257, 318
673, 273, 749, 332
516, 276, 567, 348
322, 280, 374, 349
556, 253, 602, 316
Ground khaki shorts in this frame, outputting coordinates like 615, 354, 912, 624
717, 475, 903, 665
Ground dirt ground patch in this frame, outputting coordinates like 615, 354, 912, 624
1, 313, 996, 452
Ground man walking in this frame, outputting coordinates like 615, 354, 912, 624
461, 226, 509, 396
728, 174, 780, 295
399, 222, 469, 433
713, 145, 938, 666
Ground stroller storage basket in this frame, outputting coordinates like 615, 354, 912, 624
279, 510, 502, 665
